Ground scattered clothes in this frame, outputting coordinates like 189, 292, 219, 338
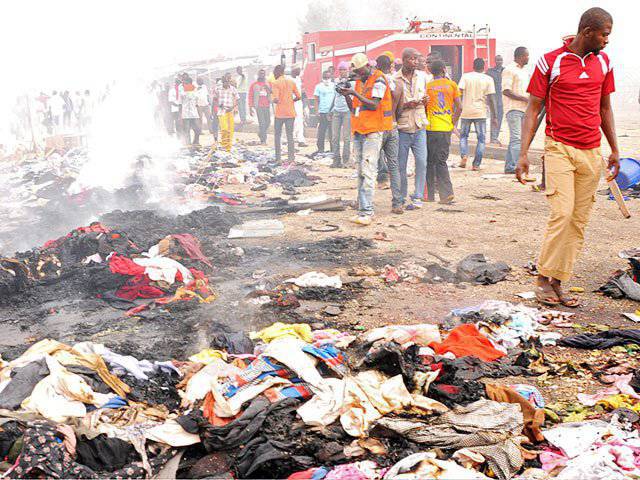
509, 384, 546, 408
286, 271, 342, 288
384, 452, 490, 479
456, 254, 511, 284
364, 324, 441, 348
210, 330, 254, 354
555, 445, 640, 479
76, 434, 138, 472
576, 374, 640, 406
429, 324, 506, 361
543, 420, 615, 458
0, 358, 50, 410
250, 322, 313, 343
559, 329, 640, 349
374, 399, 523, 448
288, 467, 330, 479
486, 383, 545, 443
166, 233, 212, 267
325, 461, 380, 480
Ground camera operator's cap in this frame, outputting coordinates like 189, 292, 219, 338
338, 61, 350, 70
351, 53, 369, 69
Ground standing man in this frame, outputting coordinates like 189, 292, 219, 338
217, 73, 239, 151
336, 53, 393, 225
394, 47, 429, 209
376, 53, 404, 214
272, 64, 301, 163
181, 75, 201, 146
196, 78, 212, 135
167, 78, 182, 136
291, 66, 307, 147
331, 61, 352, 168
49, 91, 65, 134
248, 69, 272, 145
487, 55, 505, 145
313, 70, 336, 154
458, 58, 496, 170
235, 66, 248, 125
426, 59, 462, 204
502, 47, 530, 174
516, 7, 618, 307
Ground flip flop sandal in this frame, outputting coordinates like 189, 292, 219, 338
558, 296, 581, 308
309, 224, 340, 232
535, 286, 561, 306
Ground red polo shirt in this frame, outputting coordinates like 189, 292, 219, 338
527, 37, 615, 149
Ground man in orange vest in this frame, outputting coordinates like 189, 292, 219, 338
336, 53, 394, 226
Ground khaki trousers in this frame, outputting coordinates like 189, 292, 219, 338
537, 136, 602, 282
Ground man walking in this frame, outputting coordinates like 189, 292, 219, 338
272, 64, 301, 163
487, 55, 505, 145
458, 58, 496, 170
426, 59, 462, 204
167, 78, 182, 136
291, 66, 307, 147
516, 7, 619, 307
181, 75, 201, 146
248, 69, 272, 145
235, 66, 248, 125
331, 61, 352, 167
502, 47, 530, 173
217, 73, 238, 151
337, 53, 393, 225
313, 70, 335, 154
394, 48, 429, 209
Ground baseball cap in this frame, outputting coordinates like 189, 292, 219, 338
351, 53, 369, 69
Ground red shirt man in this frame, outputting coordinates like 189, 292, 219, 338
516, 7, 620, 308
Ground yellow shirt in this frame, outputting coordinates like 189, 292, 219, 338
426, 78, 461, 132
502, 62, 530, 113
458, 71, 495, 119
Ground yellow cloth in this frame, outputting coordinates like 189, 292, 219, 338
537, 137, 602, 282
502, 62, 529, 113
250, 322, 312, 343
426, 78, 461, 132
188, 349, 227, 365
458, 71, 495, 119
218, 111, 234, 152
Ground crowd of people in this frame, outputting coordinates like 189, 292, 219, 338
33, 90, 95, 135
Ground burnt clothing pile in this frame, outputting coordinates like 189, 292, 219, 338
599, 257, 640, 301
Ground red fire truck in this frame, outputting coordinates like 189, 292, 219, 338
299, 20, 496, 102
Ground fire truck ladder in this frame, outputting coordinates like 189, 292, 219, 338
473, 24, 491, 65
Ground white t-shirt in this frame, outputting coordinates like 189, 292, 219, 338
458, 71, 496, 119
196, 85, 209, 107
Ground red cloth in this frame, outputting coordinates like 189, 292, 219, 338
527, 36, 615, 149
171, 234, 212, 267
429, 323, 505, 362
115, 275, 165, 300
42, 223, 111, 250
109, 254, 146, 276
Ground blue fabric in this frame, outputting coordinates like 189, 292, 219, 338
460, 118, 487, 167
397, 129, 428, 202
505, 110, 524, 173
100, 396, 128, 409
314, 82, 336, 114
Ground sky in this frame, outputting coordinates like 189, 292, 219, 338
0, 1, 637, 97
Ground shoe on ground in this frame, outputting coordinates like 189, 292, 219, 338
391, 206, 404, 214
439, 195, 455, 205
458, 157, 468, 168
350, 215, 372, 226
406, 200, 423, 210
471, 166, 481, 171
377, 179, 390, 190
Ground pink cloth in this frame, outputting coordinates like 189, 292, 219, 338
577, 374, 640, 406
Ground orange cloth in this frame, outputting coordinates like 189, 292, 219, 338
486, 383, 545, 443
429, 323, 505, 361
351, 69, 394, 134
271, 76, 300, 119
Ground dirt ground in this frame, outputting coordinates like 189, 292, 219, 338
215, 128, 640, 405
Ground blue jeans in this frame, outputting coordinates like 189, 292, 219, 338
460, 118, 487, 168
353, 132, 383, 216
505, 110, 525, 173
398, 129, 427, 203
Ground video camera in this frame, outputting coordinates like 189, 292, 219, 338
335, 73, 358, 93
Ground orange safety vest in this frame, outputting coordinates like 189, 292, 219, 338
351, 69, 393, 135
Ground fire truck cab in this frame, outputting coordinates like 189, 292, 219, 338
299, 20, 496, 115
